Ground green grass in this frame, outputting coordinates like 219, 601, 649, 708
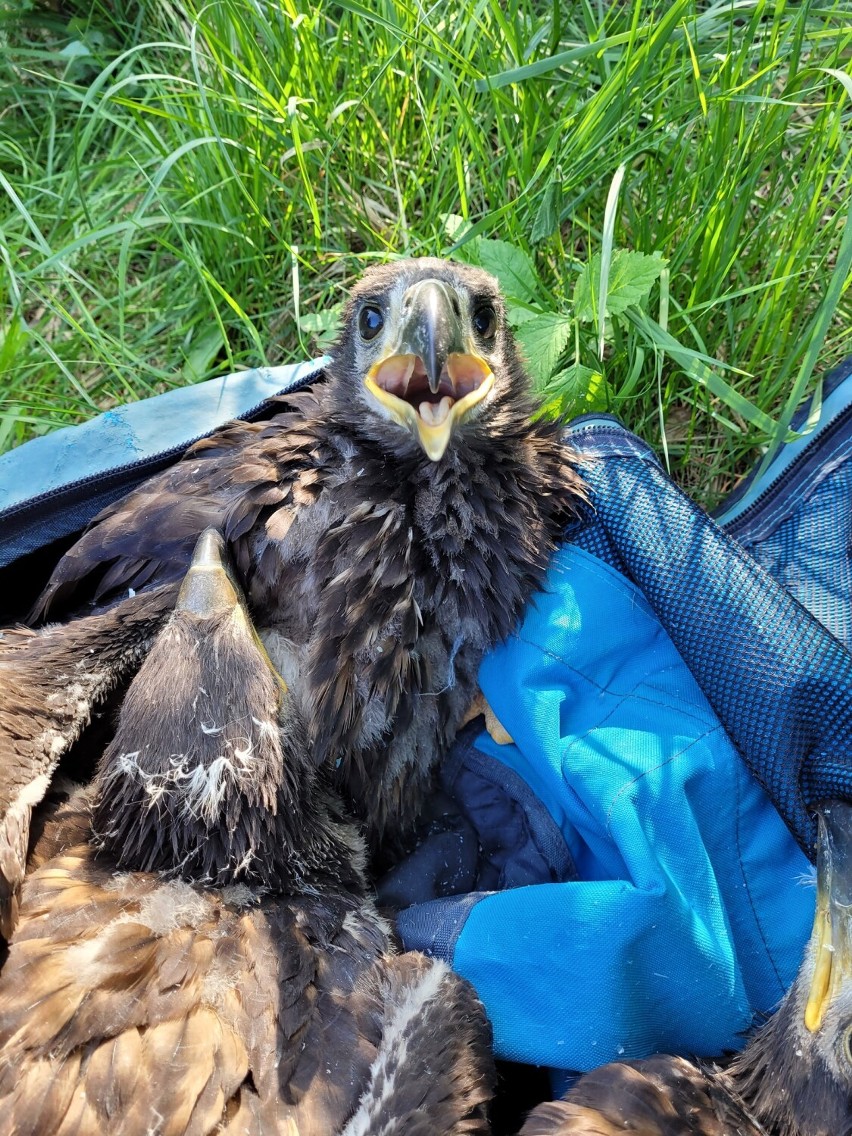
1, 0, 851, 505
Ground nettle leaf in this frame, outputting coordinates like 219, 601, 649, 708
514, 312, 573, 387
478, 239, 538, 303
506, 303, 541, 328
442, 214, 481, 265
539, 364, 607, 417
301, 304, 342, 350
59, 40, 94, 60
574, 250, 666, 323
443, 213, 469, 241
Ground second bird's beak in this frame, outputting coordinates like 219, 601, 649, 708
804, 800, 852, 1032
365, 279, 494, 461
177, 528, 287, 696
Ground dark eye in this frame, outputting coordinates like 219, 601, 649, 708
472, 304, 497, 340
846, 1028, 852, 1064
358, 305, 384, 340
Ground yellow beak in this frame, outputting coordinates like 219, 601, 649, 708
365, 361, 494, 461
805, 801, 852, 1032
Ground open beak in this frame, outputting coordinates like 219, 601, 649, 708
364, 278, 494, 461
804, 800, 852, 1032
177, 528, 287, 695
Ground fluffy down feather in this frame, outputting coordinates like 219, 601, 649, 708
0, 528, 496, 1135
0, 588, 174, 936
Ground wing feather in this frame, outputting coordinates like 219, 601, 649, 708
0, 588, 173, 937
34, 393, 326, 623
520, 1055, 747, 1135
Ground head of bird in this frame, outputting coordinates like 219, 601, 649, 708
327, 258, 533, 463
92, 528, 366, 895
726, 800, 852, 1136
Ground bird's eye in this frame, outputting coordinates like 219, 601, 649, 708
472, 304, 497, 341
845, 1027, 852, 1066
359, 305, 384, 341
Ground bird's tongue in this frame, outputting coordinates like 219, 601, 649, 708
420, 396, 453, 427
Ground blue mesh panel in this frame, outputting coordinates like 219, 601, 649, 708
565, 417, 852, 855
730, 445, 852, 650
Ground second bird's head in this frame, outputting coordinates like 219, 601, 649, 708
329, 258, 530, 462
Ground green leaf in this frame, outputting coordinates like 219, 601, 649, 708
539, 364, 607, 417
442, 213, 470, 242
531, 173, 562, 244
506, 303, 542, 328
474, 30, 637, 91
301, 304, 343, 350
514, 312, 573, 386
59, 40, 94, 61
574, 250, 666, 323
477, 239, 538, 303
181, 325, 224, 383
628, 311, 774, 434
442, 214, 481, 265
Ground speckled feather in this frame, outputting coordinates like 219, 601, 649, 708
520, 942, 852, 1136
519, 1055, 762, 1135
0, 530, 496, 1135
0, 798, 493, 1136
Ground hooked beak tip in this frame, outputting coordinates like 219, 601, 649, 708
804, 801, 852, 1032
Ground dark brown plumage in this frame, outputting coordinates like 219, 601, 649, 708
25, 258, 585, 859
520, 802, 852, 1136
0, 530, 495, 1135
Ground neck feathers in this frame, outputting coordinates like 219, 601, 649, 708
723, 986, 852, 1136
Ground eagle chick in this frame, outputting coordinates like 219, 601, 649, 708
521, 801, 852, 1136
0, 258, 585, 933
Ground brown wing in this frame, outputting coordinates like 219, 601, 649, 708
32, 392, 325, 623
520, 1055, 754, 1135
0, 587, 173, 937
0, 796, 446, 1136
341, 953, 494, 1135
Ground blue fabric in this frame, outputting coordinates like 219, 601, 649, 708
0, 359, 327, 516
718, 356, 852, 650
453, 545, 813, 1069
561, 417, 852, 854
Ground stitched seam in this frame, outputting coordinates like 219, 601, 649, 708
733, 750, 784, 993
601, 722, 724, 834
512, 633, 719, 732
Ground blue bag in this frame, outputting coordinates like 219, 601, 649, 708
1, 355, 851, 1077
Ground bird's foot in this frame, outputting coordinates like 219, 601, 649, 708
461, 690, 514, 745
